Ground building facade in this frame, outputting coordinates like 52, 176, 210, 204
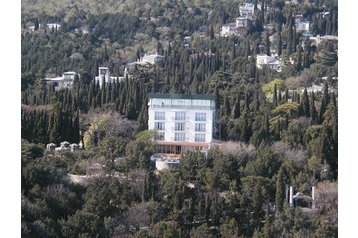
147, 94, 216, 156
256, 54, 281, 71
44, 71, 78, 91
95, 67, 128, 88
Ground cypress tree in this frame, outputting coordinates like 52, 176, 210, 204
233, 94, 241, 119
297, 46, 303, 71
284, 88, 289, 102
210, 24, 215, 40
277, 25, 282, 56
73, 111, 80, 143
253, 90, 260, 111
310, 91, 318, 124
275, 168, 285, 211
278, 90, 282, 104
319, 83, 330, 123
273, 84, 278, 107
264, 31, 270, 56
301, 88, 310, 117
222, 95, 231, 117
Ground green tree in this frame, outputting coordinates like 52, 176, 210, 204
125, 130, 157, 170
275, 168, 285, 211
190, 223, 214, 238
220, 217, 239, 238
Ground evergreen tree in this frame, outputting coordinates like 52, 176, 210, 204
319, 83, 330, 123
310, 91, 318, 124
277, 24, 282, 56
273, 84, 278, 107
301, 88, 310, 117
263, 210, 271, 238
233, 94, 241, 119
275, 168, 285, 211
264, 31, 271, 56
320, 98, 338, 178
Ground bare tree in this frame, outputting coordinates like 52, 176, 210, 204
315, 181, 338, 224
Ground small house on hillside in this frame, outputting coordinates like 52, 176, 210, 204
44, 71, 78, 91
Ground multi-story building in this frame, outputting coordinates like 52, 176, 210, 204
147, 93, 216, 157
44, 71, 78, 91
95, 67, 128, 88
221, 23, 237, 37
239, 3, 261, 20
256, 54, 281, 71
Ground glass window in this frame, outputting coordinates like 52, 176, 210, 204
195, 123, 206, 132
175, 123, 185, 131
156, 132, 165, 141
174, 133, 185, 141
155, 111, 165, 120
195, 113, 206, 121
154, 122, 165, 131
175, 112, 186, 120
195, 134, 206, 142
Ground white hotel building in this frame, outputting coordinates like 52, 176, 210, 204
147, 94, 216, 156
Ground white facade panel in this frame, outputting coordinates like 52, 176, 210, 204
148, 95, 215, 146
148, 107, 214, 143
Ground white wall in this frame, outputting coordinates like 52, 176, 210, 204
148, 101, 214, 143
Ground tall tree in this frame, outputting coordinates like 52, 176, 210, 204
233, 93, 241, 119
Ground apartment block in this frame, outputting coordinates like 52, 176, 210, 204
147, 93, 216, 156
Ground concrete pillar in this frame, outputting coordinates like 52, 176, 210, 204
289, 186, 294, 207
312, 186, 316, 209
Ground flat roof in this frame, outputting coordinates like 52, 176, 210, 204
147, 93, 216, 100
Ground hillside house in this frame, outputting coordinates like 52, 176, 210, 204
44, 71, 78, 91
256, 54, 281, 71
128, 52, 165, 65
94, 67, 128, 89
221, 23, 237, 37
239, 3, 261, 20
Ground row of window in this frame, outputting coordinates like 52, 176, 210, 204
155, 122, 206, 132
174, 133, 206, 142
156, 132, 206, 142
154, 111, 207, 121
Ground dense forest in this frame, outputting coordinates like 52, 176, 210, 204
21, 0, 338, 237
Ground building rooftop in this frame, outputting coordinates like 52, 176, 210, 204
147, 93, 216, 101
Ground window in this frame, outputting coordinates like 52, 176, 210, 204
154, 122, 165, 131
195, 113, 206, 121
156, 132, 165, 141
174, 133, 185, 141
175, 123, 185, 131
195, 123, 206, 132
155, 111, 165, 120
195, 134, 206, 142
175, 112, 186, 120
